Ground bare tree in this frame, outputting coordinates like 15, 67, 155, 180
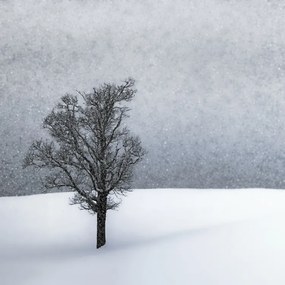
24, 78, 145, 248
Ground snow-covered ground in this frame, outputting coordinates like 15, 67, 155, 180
1, 188, 285, 285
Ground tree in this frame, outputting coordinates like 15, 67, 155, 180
24, 78, 145, 248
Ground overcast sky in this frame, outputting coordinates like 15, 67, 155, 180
1, 0, 285, 194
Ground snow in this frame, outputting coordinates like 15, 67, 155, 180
1, 188, 285, 285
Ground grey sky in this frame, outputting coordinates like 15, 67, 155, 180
1, 0, 285, 194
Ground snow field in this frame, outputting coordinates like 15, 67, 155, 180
1, 189, 285, 285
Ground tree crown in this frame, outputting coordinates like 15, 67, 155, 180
24, 78, 144, 213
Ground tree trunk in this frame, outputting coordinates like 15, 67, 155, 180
97, 192, 108, 248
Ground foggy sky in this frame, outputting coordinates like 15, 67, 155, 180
1, 0, 285, 195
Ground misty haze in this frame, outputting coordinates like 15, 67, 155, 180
2, 0, 285, 195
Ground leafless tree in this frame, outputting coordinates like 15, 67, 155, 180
24, 78, 145, 248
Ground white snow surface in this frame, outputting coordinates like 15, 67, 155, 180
1, 188, 285, 285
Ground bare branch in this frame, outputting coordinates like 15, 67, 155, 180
24, 78, 144, 216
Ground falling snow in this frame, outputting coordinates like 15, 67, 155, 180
1, 0, 285, 195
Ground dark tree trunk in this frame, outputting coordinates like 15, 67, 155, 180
97, 192, 108, 248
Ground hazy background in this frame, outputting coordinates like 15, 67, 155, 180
1, 0, 285, 195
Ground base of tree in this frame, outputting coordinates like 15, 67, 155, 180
96, 240, 106, 249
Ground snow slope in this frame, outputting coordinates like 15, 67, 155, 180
1, 189, 285, 285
